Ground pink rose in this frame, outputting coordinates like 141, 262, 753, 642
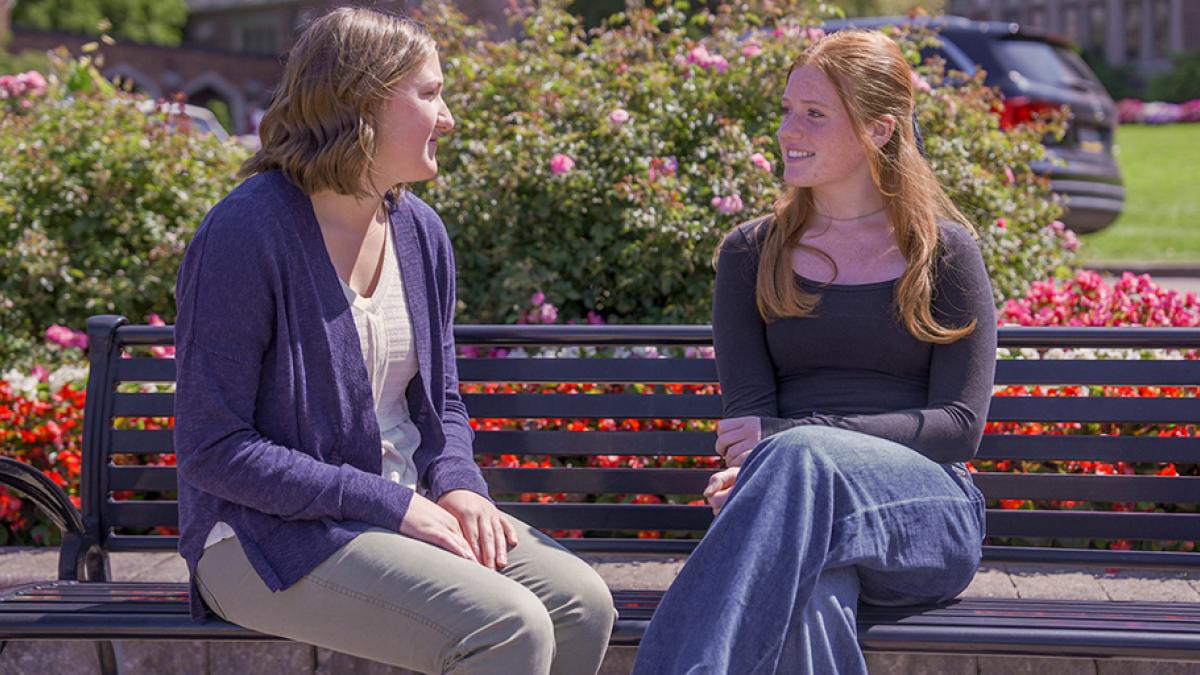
1063, 231, 1080, 251
712, 194, 744, 215
750, 152, 772, 172
741, 43, 763, 58
45, 325, 87, 350
530, 291, 545, 306
910, 69, 931, 93
995, 217, 1007, 230
1004, 167, 1016, 185
549, 153, 575, 175
686, 45, 729, 73
540, 303, 558, 323
609, 108, 630, 125
803, 27, 826, 42
31, 365, 49, 382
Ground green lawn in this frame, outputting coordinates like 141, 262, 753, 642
1079, 124, 1200, 265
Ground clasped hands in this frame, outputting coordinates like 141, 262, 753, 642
399, 489, 517, 570
705, 416, 762, 515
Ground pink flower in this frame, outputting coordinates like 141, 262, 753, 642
549, 153, 575, 175
686, 45, 729, 74
647, 156, 678, 182
802, 27, 826, 42
910, 69, 931, 93
1050, 220, 1066, 233
750, 152, 772, 172
147, 313, 166, 326
587, 311, 605, 325
1063, 230, 1080, 251
540, 303, 558, 323
1004, 167, 1016, 185
530, 291, 545, 306
995, 217, 1007, 230
45, 325, 87, 350
741, 43, 763, 58
711, 194, 744, 215
609, 108, 630, 125
31, 365, 49, 382
17, 71, 46, 97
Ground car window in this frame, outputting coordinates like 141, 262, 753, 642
993, 38, 1097, 87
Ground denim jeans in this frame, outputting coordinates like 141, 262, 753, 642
632, 426, 986, 675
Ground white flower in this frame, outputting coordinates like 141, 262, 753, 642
3, 368, 40, 398
48, 365, 88, 392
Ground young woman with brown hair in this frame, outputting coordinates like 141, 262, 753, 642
634, 29, 996, 674
174, 8, 615, 673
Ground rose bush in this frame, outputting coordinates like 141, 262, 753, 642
418, 0, 1074, 323
0, 50, 247, 367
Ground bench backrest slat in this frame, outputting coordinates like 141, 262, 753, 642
101, 391, 1200, 425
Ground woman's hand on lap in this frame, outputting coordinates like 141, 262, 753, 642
716, 417, 762, 467
704, 467, 740, 515
399, 493, 478, 563
437, 489, 518, 570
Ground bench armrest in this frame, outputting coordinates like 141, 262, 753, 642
0, 456, 85, 537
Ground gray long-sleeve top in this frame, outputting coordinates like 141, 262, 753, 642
712, 219, 998, 464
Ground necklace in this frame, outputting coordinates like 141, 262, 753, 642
812, 204, 888, 221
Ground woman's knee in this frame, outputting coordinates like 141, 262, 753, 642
543, 555, 617, 634
750, 426, 844, 473
445, 585, 556, 671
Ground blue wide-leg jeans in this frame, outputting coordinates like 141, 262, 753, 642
632, 426, 987, 675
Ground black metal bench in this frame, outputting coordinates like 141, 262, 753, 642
2, 314, 1199, 668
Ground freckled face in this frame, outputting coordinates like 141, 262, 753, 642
777, 64, 871, 189
370, 55, 455, 188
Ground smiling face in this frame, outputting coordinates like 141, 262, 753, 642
777, 64, 875, 191
369, 54, 454, 191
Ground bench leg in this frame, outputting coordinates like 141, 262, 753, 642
96, 641, 117, 675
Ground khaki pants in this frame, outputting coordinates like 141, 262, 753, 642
194, 514, 616, 675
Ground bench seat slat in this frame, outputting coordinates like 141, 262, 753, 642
4, 582, 1200, 658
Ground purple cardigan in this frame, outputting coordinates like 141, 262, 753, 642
174, 170, 489, 621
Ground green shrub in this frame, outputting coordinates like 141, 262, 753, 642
1147, 50, 1200, 103
0, 52, 248, 365
418, 0, 1073, 324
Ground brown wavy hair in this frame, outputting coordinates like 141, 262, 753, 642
744, 29, 976, 344
239, 7, 436, 199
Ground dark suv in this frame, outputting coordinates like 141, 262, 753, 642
823, 15, 1125, 234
